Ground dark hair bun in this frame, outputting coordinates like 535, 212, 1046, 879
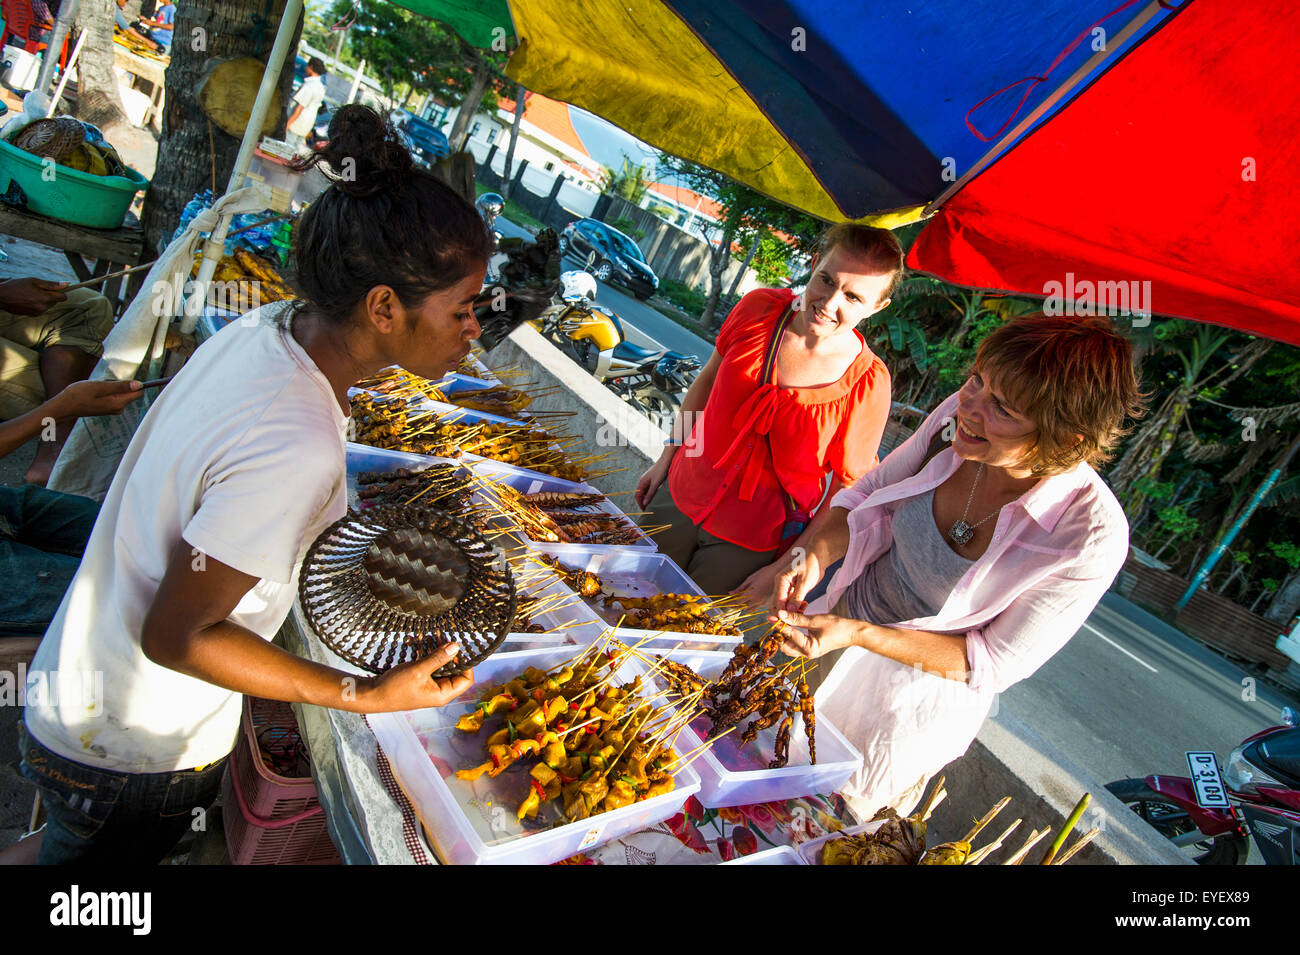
320, 104, 413, 198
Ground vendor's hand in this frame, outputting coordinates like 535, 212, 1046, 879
772, 548, 822, 615
363, 643, 473, 711
0, 277, 68, 316
770, 609, 859, 660
634, 455, 671, 511
50, 379, 144, 419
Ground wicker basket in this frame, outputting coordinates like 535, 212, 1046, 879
220, 697, 340, 865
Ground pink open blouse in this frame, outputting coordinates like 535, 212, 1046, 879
808, 391, 1129, 816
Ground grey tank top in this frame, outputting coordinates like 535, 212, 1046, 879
844, 487, 973, 624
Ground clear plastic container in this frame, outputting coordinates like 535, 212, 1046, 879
471, 463, 654, 551
795, 820, 886, 865
721, 845, 804, 865
344, 443, 467, 510
510, 552, 607, 645
527, 544, 706, 629
366, 646, 701, 865
606, 627, 742, 654
652, 650, 863, 809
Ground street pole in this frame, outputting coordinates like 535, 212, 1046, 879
1176, 431, 1300, 609
33, 0, 80, 101
331, 24, 347, 71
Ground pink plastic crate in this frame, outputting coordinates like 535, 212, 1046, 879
221, 697, 340, 865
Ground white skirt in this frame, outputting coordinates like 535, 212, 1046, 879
816, 645, 994, 820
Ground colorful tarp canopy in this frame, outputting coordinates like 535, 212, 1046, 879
907, 0, 1300, 346
395, 0, 1300, 345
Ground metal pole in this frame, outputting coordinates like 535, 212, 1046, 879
1175, 432, 1300, 609
33, 0, 79, 99
182, 0, 305, 334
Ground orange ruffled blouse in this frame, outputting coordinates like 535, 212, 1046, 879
668, 287, 891, 552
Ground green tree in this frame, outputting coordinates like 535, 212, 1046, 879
331, 1, 509, 139
601, 156, 651, 204
655, 151, 822, 329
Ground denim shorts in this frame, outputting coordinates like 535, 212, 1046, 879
18, 722, 227, 865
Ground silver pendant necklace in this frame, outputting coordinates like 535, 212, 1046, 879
949, 463, 1002, 547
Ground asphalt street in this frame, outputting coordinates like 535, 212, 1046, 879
496, 217, 715, 362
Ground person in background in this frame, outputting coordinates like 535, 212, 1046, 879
286, 57, 327, 156
114, 0, 132, 33
0, 277, 114, 486
634, 225, 898, 599
137, 0, 173, 53
0, 379, 143, 639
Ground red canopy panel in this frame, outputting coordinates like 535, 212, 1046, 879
908, 0, 1300, 347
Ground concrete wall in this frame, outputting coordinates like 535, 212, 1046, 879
479, 323, 659, 502
478, 327, 1192, 865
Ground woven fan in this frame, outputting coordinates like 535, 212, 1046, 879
13, 118, 86, 161
298, 504, 516, 676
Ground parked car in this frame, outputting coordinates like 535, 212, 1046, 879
403, 115, 451, 166
558, 218, 659, 300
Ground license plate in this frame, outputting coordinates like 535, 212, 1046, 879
1186, 751, 1231, 809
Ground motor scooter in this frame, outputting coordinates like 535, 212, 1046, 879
1106, 706, 1300, 864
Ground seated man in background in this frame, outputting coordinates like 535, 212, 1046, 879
0, 378, 143, 639
0, 276, 114, 485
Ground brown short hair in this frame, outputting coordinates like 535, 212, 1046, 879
974, 313, 1147, 475
817, 224, 905, 301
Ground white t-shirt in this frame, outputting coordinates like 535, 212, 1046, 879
25, 304, 349, 772
288, 75, 325, 137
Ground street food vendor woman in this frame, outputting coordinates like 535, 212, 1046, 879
770, 313, 1146, 819
19, 106, 488, 864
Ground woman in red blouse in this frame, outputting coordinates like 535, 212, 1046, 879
634, 225, 900, 598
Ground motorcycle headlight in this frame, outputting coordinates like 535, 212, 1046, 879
1224, 743, 1284, 794
1223, 746, 1254, 791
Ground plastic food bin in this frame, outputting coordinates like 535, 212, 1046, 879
654, 650, 862, 809
721, 845, 805, 865
527, 543, 705, 628
0, 137, 149, 228
472, 463, 655, 551
510, 550, 608, 645
795, 820, 887, 865
366, 646, 701, 865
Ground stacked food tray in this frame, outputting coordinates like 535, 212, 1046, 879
367, 646, 703, 865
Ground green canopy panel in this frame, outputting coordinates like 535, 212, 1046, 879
389, 0, 517, 51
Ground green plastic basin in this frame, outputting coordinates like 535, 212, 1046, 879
0, 137, 149, 229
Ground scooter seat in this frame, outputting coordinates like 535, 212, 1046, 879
612, 340, 662, 363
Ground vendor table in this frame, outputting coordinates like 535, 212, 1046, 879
0, 204, 144, 314
279, 604, 856, 865
113, 44, 167, 133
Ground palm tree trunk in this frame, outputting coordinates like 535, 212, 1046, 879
74, 0, 130, 131
1110, 387, 1193, 521
139, 0, 303, 256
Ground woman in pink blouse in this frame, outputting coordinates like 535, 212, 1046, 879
770, 313, 1146, 819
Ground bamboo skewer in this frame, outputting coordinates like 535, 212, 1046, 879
1002, 827, 1051, 866
967, 818, 1022, 865
1052, 827, 1100, 865
961, 796, 1012, 845
62, 260, 157, 291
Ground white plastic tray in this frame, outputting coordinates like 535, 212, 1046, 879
654, 650, 862, 809
606, 627, 743, 654
472, 464, 654, 551
367, 646, 701, 865
344, 443, 470, 511
720, 845, 805, 865
528, 543, 706, 628
510, 551, 607, 645
795, 820, 886, 865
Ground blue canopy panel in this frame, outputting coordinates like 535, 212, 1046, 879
668, 0, 1180, 218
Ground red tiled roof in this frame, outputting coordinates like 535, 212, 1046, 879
497, 91, 591, 160
647, 182, 725, 221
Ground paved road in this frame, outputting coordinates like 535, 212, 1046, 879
497, 217, 715, 362
1001, 591, 1296, 863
